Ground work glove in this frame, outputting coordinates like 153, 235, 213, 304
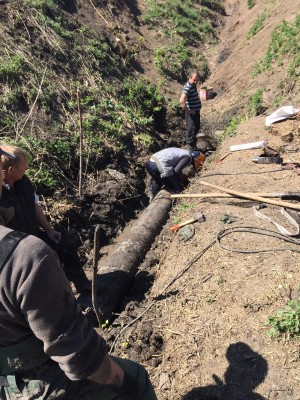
113, 369, 141, 400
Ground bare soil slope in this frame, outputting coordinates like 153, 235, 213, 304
113, 115, 300, 400
107, 1, 300, 399
206, 0, 300, 112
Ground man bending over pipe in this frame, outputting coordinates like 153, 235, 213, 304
146, 147, 205, 199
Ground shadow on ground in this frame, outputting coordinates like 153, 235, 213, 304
182, 342, 268, 400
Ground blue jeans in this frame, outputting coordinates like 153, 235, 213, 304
146, 161, 183, 196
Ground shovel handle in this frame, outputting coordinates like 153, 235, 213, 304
281, 193, 300, 201
170, 218, 196, 231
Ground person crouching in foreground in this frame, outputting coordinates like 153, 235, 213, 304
0, 144, 90, 293
0, 146, 157, 399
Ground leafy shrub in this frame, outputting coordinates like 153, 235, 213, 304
247, 11, 267, 39
253, 15, 300, 79
143, 0, 218, 44
247, 0, 256, 9
120, 78, 164, 114
154, 43, 191, 81
249, 89, 264, 116
218, 117, 240, 142
25, 0, 59, 14
267, 300, 300, 339
0, 55, 27, 82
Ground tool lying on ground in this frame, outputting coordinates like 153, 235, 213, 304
252, 154, 283, 164
215, 152, 231, 164
198, 180, 300, 211
171, 191, 300, 201
170, 211, 205, 231
252, 145, 283, 164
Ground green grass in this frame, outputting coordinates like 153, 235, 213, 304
154, 43, 191, 81
143, 0, 223, 44
253, 15, 300, 80
143, 0, 223, 85
247, 0, 256, 9
218, 117, 240, 143
0, 55, 28, 82
247, 11, 267, 39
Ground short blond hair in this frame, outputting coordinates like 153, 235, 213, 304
0, 145, 27, 170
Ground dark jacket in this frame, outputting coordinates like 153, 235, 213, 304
0, 175, 39, 235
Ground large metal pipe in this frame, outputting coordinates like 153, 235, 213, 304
96, 190, 172, 320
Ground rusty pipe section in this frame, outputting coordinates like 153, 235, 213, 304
96, 190, 172, 320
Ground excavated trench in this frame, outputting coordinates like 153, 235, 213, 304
73, 111, 227, 323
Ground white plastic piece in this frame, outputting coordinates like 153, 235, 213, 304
229, 140, 267, 152
266, 106, 300, 126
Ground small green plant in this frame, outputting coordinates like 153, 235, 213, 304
267, 300, 300, 339
170, 99, 182, 114
217, 275, 225, 286
178, 202, 194, 212
206, 296, 216, 305
274, 94, 284, 107
249, 89, 264, 116
247, 0, 256, 9
218, 117, 240, 143
247, 11, 267, 39
133, 133, 154, 148
172, 216, 181, 224
25, 0, 59, 14
101, 319, 112, 330
0, 55, 28, 82
121, 341, 129, 349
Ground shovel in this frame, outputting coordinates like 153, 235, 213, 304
170, 211, 205, 231
171, 191, 300, 201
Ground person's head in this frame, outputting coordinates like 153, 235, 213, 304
1, 145, 28, 186
188, 69, 199, 85
0, 147, 16, 196
191, 150, 206, 171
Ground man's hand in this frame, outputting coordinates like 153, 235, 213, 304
47, 229, 61, 244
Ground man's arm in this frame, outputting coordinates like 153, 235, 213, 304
35, 203, 61, 243
180, 92, 187, 110
180, 92, 195, 114
174, 156, 192, 174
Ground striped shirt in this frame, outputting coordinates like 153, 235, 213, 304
182, 81, 201, 111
